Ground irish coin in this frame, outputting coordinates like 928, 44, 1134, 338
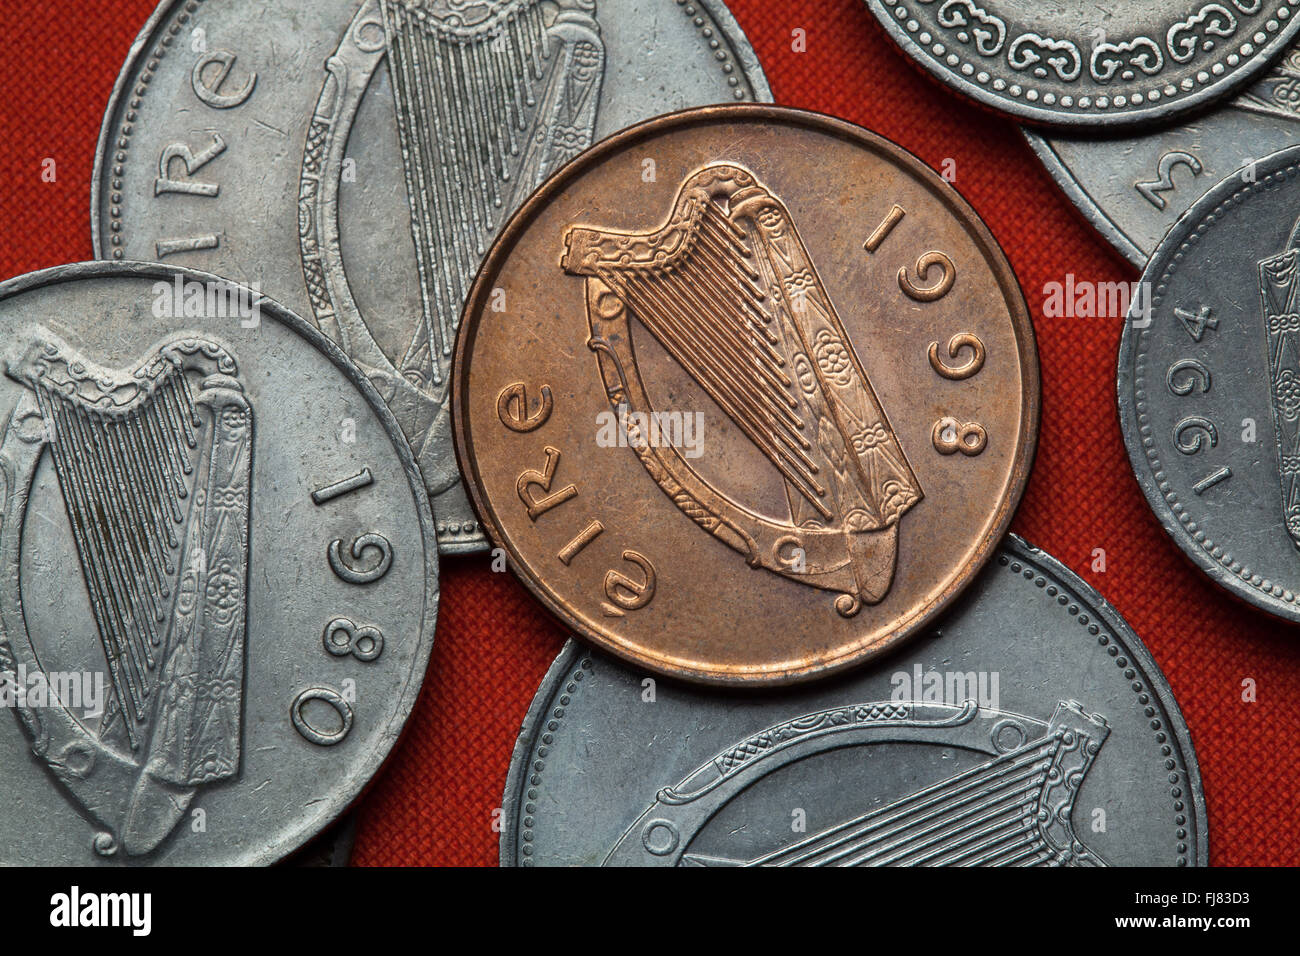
864, 0, 1300, 127
1119, 144, 1300, 622
1027, 45, 1300, 266
501, 536, 1207, 867
0, 261, 438, 864
92, 0, 771, 555
454, 105, 1039, 685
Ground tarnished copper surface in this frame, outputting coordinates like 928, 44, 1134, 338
453, 105, 1038, 685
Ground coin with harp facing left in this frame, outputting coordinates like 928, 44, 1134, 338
0, 262, 437, 864
454, 105, 1039, 685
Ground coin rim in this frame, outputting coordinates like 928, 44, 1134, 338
1021, 127, 1148, 268
453, 103, 1040, 686
499, 535, 1208, 866
864, 0, 1300, 129
0, 259, 439, 866
1118, 143, 1300, 623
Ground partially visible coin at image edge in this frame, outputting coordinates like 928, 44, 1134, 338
1025, 45, 1300, 267
0, 261, 437, 864
865, 0, 1300, 128
1119, 143, 1300, 622
501, 535, 1207, 867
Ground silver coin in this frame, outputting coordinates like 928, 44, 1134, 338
285, 813, 358, 866
502, 535, 1206, 866
0, 261, 438, 864
1119, 144, 1300, 622
865, 0, 1300, 128
91, 0, 772, 555
1027, 45, 1300, 266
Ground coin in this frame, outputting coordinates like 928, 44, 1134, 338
864, 0, 1300, 128
454, 105, 1039, 685
500, 535, 1207, 866
284, 814, 358, 867
1118, 144, 1300, 622
0, 261, 438, 864
1027, 46, 1300, 266
91, 0, 771, 555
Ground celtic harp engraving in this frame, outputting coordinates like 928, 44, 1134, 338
561, 164, 922, 616
298, 0, 605, 496
605, 700, 1111, 867
0, 328, 252, 857
383, 0, 605, 381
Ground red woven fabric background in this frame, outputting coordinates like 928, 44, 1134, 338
1, 0, 1295, 867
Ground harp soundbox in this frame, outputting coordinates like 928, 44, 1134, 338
562, 164, 922, 616
0, 329, 251, 856
604, 700, 1110, 866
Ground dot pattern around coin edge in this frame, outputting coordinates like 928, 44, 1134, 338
516, 551, 1196, 866
518, 656, 594, 866
998, 553, 1192, 866
876, 0, 1298, 116
1131, 163, 1300, 608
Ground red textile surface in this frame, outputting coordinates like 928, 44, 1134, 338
1, 0, 1295, 867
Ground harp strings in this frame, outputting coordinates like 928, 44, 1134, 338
384, 0, 552, 381
738, 737, 1064, 867
36, 367, 199, 748
597, 199, 833, 519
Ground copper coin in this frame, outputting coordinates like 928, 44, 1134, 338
454, 105, 1039, 685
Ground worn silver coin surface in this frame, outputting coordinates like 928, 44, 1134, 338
92, 0, 771, 554
502, 535, 1205, 866
865, 0, 1300, 127
0, 262, 437, 865
285, 813, 358, 867
1028, 46, 1300, 266
1119, 145, 1300, 622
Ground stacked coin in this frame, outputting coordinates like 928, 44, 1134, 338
997, 14, 1300, 627
93, 0, 770, 556
502, 537, 1206, 867
1, 0, 1261, 866
454, 105, 1040, 685
453, 102, 1208, 866
0, 0, 773, 865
